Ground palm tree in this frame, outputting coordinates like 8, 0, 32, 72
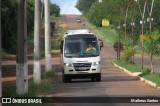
44, 0, 52, 72
144, 31, 160, 73
34, 0, 41, 84
16, 0, 28, 94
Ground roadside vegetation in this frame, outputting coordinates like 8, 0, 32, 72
85, 15, 160, 87
2, 15, 65, 106
114, 60, 160, 87
1, 0, 60, 55
76, 0, 160, 87
51, 16, 67, 57
1, 0, 62, 103
3, 70, 56, 106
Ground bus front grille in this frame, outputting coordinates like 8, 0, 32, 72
73, 63, 92, 71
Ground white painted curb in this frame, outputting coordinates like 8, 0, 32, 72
113, 62, 160, 90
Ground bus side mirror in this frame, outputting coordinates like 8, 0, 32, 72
60, 41, 63, 53
99, 39, 103, 50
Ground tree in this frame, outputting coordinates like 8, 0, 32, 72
86, 0, 129, 26
1, 0, 17, 53
26, 0, 35, 34
50, 3, 60, 17
76, 0, 97, 15
16, 0, 28, 94
144, 31, 160, 73
34, 0, 41, 84
45, 0, 52, 72
87, 2, 108, 26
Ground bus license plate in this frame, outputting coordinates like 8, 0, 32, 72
79, 67, 86, 70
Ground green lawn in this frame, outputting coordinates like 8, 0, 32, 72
114, 60, 160, 87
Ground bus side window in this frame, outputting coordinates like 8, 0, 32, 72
60, 41, 63, 54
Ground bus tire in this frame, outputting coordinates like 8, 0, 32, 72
96, 74, 101, 82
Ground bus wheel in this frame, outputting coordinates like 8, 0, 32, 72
91, 77, 95, 82
96, 74, 101, 82
63, 75, 71, 83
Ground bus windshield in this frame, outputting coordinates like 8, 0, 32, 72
64, 34, 100, 58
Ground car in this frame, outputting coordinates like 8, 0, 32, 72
76, 19, 81, 23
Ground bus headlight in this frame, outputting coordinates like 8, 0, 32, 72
93, 61, 101, 66
64, 63, 72, 67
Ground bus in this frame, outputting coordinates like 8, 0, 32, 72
60, 29, 102, 83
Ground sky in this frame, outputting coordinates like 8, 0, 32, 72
51, 0, 82, 15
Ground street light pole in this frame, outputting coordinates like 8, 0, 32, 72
135, 0, 147, 69
148, 0, 154, 33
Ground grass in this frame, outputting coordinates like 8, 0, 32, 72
41, 70, 57, 79
85, 18, 129, 45
1, 49, 14, 57
86, 22, 116, 44
142, 73, 160, 86
3, 70, 57, 106
51, 33, 63, 50
114, 60, 160, 87
51, 18, 67, 50
3, 80, 51, 106
114, 60, 150, 73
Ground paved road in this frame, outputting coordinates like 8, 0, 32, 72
47, 15, 160, 106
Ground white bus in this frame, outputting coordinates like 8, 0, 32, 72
60, 29, 102, 83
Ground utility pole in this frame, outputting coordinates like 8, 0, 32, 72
16, 0, 28, 94
0, 0, 2, 105
34, 0, 41, 84
44, 0, 52, 71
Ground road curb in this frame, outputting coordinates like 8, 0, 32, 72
113, 62, 160, 90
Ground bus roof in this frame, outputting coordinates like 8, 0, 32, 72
63, 29, 97, 39
66, 29, 90, 34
